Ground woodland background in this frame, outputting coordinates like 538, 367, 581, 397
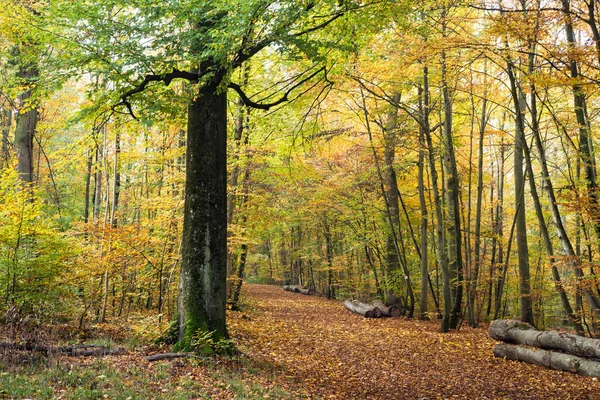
2, 0, 600, 340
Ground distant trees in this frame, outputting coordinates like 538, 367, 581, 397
5, 0, 600, 341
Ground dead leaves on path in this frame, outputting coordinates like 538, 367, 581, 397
229, 284, 600, 399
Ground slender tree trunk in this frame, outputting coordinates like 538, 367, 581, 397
111, 131, 120, 228
441, 44, 463, 329
227, 69, 249, 298
468, 75, 488, 328
1, 105, 11, 169
526, 48, 584, 333
360, 88, 414, 317
506, 57, 534, 326
383, 94, 401, 281
84, 150, 93, 224
422, 65, 452, 331
418, 86, 429, 320
15, 65, 37, 184
324, 216, 335, 299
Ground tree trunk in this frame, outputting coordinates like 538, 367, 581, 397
111, 130, 120, 228
422, 65, 452, 332
177, 75, 228, 351
372, 299, 401, 317
506, 57, 534, 326
344, 299, 382, 318
383, 94, 401, 280
15, 65, 37, 184
441, 44, 463, 330
1, 104, 11, 169
490, 319, 600, 358
418, 90, 429, 320
525, 48, 584, 333
468, 77, 487, 328
493, 343, 600, 378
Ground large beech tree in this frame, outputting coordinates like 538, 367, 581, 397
61, 0, 358, 350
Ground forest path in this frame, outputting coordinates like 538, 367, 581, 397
229, 284, 600, 399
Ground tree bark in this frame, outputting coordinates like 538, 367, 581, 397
468, 76, 487, 328
177, 75, 228, 351
372, 299, 401, 317
417, 86, 429, 320
14, 65, 37, 184
506, 57, 534, 326
441, 44, 463, 330
491, 319, 600, 358
344, 299, 382, 318
422, 65, 452, 332
1, 104, 11, 169
493, 343, 600, 377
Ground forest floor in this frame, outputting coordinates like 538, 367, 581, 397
3, 284, 600, 399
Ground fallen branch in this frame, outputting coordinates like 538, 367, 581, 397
494, 343, 600, 377
145, 353, 210, 362
0, 342, 124, 357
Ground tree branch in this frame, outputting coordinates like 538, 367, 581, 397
229, 66, 327, 110
114, 69, 201, 119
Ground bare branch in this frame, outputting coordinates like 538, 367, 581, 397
229, 66, 327, 110
114, 68, 200, 119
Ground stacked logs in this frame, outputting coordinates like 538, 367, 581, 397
490, 319, 600, 378
283, 285, 311, 295
344, 299, 402, 318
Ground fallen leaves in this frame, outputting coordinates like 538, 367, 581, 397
229, 284, 600, 399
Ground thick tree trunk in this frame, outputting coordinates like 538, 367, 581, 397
490, 319, 600, 358
177, 76, 228, 351
493, 343, 600, 377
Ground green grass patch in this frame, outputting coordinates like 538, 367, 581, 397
0, 356, 293, 399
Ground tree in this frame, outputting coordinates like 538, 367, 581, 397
73, 0, 355, 350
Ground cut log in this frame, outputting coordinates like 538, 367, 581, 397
385, 290, 403, 308
490, 319, 600, 359
494, 343, 600, 378
283, 285, 311, 295
372, 300, 401, 317
344, 299, 382, 318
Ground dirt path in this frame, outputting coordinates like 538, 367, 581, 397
229, 284, 600, 399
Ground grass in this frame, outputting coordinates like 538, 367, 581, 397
0, 354, 293, 399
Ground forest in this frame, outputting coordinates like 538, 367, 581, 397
4, 0, 600, 398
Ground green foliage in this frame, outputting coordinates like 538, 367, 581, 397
190, 329, 235, 356
0, 168, 76, 320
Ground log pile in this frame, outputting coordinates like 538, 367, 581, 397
490, 319, 600, 377
344, 299, 401, 318
283, 285, 311, 295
